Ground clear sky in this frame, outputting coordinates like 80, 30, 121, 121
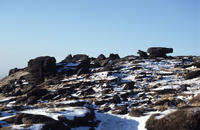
0, 0, 199, 78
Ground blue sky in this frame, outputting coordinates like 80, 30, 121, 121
0, 0, 199, 78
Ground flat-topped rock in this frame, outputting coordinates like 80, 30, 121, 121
27, 56, 56, 84
147, 47, 173, 57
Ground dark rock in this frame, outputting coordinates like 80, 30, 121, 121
73, 54, 89, 62
21, 114, 56, 124
99, 59, 110, 67
101, 64, 113, 71
94, 100, 108, 105
194, 62, 200, 68
1, 85, 13, 94
101, 88, 112, 95
13, 89, 23, 96
109, 54, 120, 60
67, 101, 86, 107
97, 54, 106, 61
27, 87, 48, 97
124, 81, 135, 90
82, 87, 95, 96
145, 107, 200, 130
61, 54, 73, 63
21, 84, 35, 94
155, 89, 176, 94
154, 99, 172, 106
147, 47, 173, 57
41, 93, 56, 101
3, 113, 56, 125
42, 121, 70, 130
55, 87, 74, 95
171, 98, 185, 107
119, 92, 130, 100
14, 87, 49, 105
179, 84, 190, 91
15, 96, 28, 104
27, 56, 56, 84
185, 70, 200, 79
77, 59, 90, 75
110, 95, 121, 104
26, 96, 39, 105
137, 50, 148, 58
77, 67, 90, 76
8, 68, 21, 75
3, 113, 25, 124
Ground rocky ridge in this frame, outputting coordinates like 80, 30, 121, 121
0, 47, 200, 130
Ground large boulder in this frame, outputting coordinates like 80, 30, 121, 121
27, 56, 56, 84
147, 47, 173, 57
145, 107, 200, 130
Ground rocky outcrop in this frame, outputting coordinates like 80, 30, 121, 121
27, 56, 56, 84
109, 53, 120, 60
1, 52, 200, 130
61, 54, 89, 63
147, 47, 173, 57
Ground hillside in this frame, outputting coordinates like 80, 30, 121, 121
0, 48, 200, 130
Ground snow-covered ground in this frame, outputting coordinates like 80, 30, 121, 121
0, 57, 200, 130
